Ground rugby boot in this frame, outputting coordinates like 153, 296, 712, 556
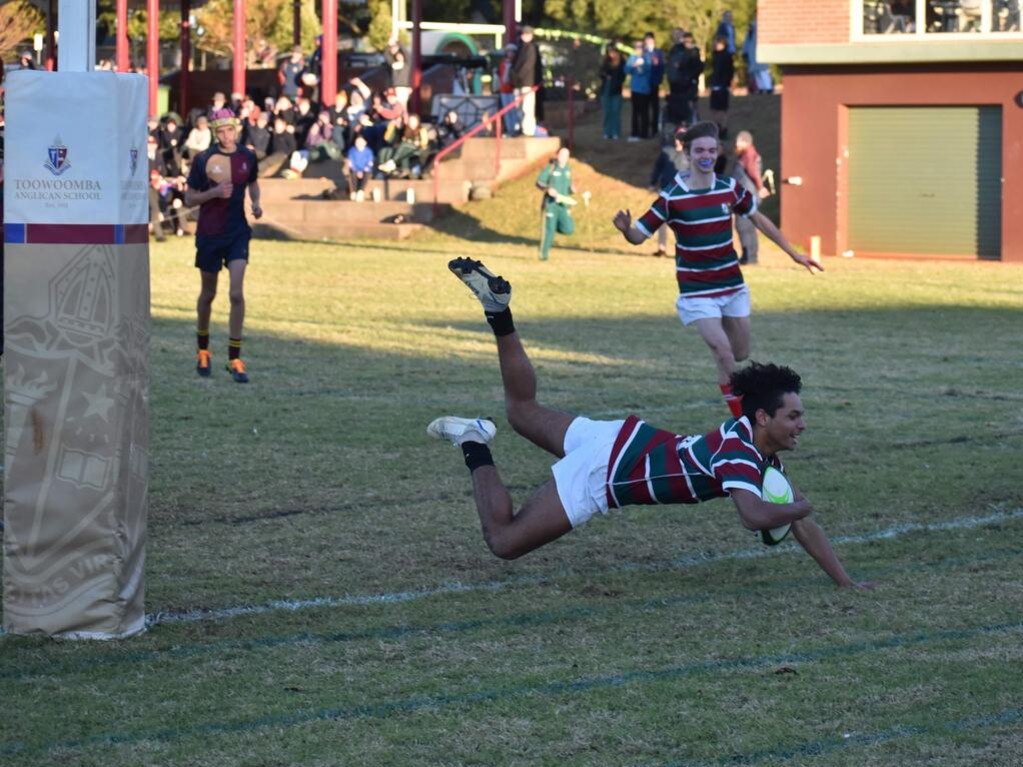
447, 258, 511, 313
196, 349, 212, 377
226, 358, 250, 383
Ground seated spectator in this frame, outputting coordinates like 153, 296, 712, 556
373, 87, 407, 123
207, 91, 228, 119
437, 110, 464, 149
245, 112, 272, 160
260, 116, 298, 177
346, 134, 374, 201
152, 171, 187, 236
183, 115, 211, 158
378, 113, 432, 178
293, 97, 316, 147
344, 78, 372, 125
158, 115, 184, 176
306, 110, 343, 162
274, 95, 296, 126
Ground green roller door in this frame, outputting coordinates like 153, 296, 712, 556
848, 106, 1001, 259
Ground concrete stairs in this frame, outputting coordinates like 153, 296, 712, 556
254, 136, 561, 242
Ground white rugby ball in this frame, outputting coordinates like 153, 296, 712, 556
760, 465, 793, 546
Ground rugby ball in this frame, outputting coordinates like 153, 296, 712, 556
760, 465, 793, 546
206, 155, 232, 184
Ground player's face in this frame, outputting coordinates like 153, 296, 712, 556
759, 392, 806, 453
688, 137, 718, 173
557, 148, 570, 166
215, 125, 238, 149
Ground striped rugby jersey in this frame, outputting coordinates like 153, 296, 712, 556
604, 414, 780, 510
634, 172, 757, 298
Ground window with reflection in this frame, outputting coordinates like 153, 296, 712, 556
862, 0, 1021, 34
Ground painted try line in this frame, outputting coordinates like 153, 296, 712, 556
658, 706, 1023, 767
2, 621, 1019, 757
4, 547, 1011, 682
140, 507, 1023, 630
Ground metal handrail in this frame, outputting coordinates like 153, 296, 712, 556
432, 84, 540, 214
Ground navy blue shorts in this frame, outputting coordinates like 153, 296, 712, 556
195, 231, 250, 273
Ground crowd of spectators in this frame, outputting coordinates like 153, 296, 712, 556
597, 11, 771, 146
144, 36, 475, 231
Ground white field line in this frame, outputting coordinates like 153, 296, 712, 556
1, 508, 1020, 636
140, 507, 1023, 629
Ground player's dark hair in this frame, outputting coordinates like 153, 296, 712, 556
681, 121, 719, 152
730, 362, 802, 422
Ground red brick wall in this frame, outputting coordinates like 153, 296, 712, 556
759, 0, 850, 45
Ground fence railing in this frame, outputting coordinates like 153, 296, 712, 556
432, 85, 540, 214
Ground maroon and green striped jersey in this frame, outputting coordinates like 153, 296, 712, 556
604, 414, 780, 510
634, 172, 757, 298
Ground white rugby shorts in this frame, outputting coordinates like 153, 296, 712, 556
676, 284, 751, 326
551, 417, 624, 528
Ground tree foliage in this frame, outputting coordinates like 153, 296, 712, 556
195, 0, 321, 65
0, 0, 45, 63
533, 0, 757, 52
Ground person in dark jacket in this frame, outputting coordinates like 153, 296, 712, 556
511, 25, 541, 136
665, 29, 703, 131
598, 46, 626, 140
709, 36, 735, 139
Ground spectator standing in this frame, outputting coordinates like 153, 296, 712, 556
716, 11, 737, 55
278, 46, 306, 101
598, 45, 625, 140
709, 36, 735, 139
732, 130, 770, 265
625, 40, 652, 141
346, 134, 373, 201
665, 30, 703, 131
648, 128, 690, 256
643, 33, 666, 139
743, 17, 774, 94
497, 44, 518, 135
536, 146, 577, 261
385, 37, 413, 111
511, 25, 540, 136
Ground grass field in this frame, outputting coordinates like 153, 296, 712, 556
2, 104, 1022, 765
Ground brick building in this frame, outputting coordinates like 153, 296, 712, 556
758, 0, 1023, 261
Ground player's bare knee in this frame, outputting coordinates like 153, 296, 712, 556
483, 528, 521, 560
228, 290, 244, 307
733, 347, 750, 363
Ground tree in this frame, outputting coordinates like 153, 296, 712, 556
195, 0, 321, 67
0, 1, 45, 63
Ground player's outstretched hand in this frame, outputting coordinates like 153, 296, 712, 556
846, 580, 878, 591
792, 253, 824, 274
613, 209, 632, 233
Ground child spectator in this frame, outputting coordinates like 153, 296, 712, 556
346, 134, 374, 201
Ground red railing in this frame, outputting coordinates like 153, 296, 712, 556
432, 85, 540, 214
